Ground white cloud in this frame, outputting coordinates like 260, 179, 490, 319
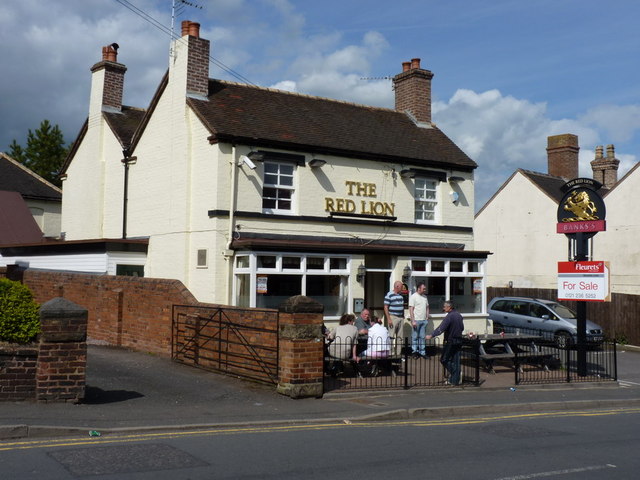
432, 88, 639, 210
579, 104, 640, 143
270, 80, 297, 92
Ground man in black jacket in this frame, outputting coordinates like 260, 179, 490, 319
427, 301, 464, 385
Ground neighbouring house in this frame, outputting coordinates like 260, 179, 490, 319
0, 152, 63, 268
475, 133, 640, 295
2, 21, 490, 331
0, 152, 62, 241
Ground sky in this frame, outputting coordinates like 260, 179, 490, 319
1, 0, 639, 210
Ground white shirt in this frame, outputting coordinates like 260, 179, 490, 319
364, 323, 390, 355
409, 292, 429, 321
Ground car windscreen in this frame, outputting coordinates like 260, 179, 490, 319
549, 303, 576, 319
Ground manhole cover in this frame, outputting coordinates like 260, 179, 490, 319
48, 443, 208, 476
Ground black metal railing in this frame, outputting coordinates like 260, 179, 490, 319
324, 330, 617, 392
323, 337, 480, 392
514, 337, 617, 385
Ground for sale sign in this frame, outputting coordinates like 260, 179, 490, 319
557, 261, 610, 302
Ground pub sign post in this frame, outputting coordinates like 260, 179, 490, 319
556, 178, 607, 376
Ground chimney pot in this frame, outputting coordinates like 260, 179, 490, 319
402, 61, 411, 72
102, 45, 117, 63
410, 58, 421, 69
606, 144, 615, 158
181, 20, 191, 37
595, 145, 604, 159
188, 22, 200, 38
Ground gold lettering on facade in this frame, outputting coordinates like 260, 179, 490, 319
345, 181, 376, 197
325, 181, 393, 216
325, 198, 335, 212
361, 200, 395, 216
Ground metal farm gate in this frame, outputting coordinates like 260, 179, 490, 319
172, 305, 279, 385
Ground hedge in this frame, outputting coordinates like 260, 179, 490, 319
0, 278, 40, 343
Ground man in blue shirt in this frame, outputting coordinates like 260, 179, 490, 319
384, 280, 406, 356
427, 300, 464, 385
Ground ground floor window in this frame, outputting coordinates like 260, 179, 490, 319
410, 259, 484, 314
234, 253, 349, 317
116, 264, 144, 277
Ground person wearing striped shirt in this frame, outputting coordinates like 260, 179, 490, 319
384, 280, 406, 355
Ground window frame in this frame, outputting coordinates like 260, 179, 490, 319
407, 258, 486, 315
414, 176, 441, 224
262, 161, 296, 215
233, 252, 351, 319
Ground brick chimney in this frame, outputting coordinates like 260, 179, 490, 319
89, 43, 126, 113
178, 20, 210, 98
393, 58, 434, 125
547, 134, 579, 179
591, 144, 619, 189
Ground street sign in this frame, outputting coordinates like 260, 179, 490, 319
557, 261, 610, 302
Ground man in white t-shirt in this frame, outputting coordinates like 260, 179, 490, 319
409, 282, 430, 358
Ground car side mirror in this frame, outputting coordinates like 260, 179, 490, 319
541, 315, 549, 320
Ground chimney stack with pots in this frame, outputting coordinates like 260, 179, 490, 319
547, 134, 579, 180
180, 20, 209, 98
393, 58, 434, 125
90, 43, 126, 113
591, 144, 619, 189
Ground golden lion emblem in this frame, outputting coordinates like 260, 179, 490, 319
562, 190, 598, 221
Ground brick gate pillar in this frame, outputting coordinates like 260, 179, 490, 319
276, 295, 324, 399
36, 297, 88, 403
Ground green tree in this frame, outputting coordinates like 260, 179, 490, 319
9, 119, 68, 187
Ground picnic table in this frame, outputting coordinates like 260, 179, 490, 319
467, 333, 554, 374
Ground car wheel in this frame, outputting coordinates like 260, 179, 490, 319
555, 331, 572, 348
493, 322, 504, 334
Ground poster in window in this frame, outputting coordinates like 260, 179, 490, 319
473, 278, 482, 294
257, 276, 268, 294
401, 282, 409, 308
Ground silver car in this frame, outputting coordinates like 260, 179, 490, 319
487, 297, 604, 347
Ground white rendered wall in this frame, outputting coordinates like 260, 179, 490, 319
597, 164, 640, 294
474, 172, 566, 289
26, 199, 61, 238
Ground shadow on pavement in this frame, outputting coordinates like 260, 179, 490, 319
82, 386, 145, 405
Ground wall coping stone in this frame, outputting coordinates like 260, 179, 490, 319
278, 295, 324, 314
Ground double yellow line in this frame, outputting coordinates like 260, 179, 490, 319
2, 407, 639, 452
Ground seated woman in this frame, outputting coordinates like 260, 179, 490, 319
326, 314, 358, 375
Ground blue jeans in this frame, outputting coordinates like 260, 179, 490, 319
440, 341, 462, 385
411, 320, 428, 355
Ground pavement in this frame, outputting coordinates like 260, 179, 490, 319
2, 344, 640, 440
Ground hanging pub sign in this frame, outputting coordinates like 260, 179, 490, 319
556, 178, 606, 239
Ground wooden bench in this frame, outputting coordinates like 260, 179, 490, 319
479, 352, 515, 373
324, 355, 402, 377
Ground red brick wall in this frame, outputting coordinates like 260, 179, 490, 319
22, 270, 200, 357
36, 342, 86, 403
0, 344, 38, 401
11, 270, 326, 397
